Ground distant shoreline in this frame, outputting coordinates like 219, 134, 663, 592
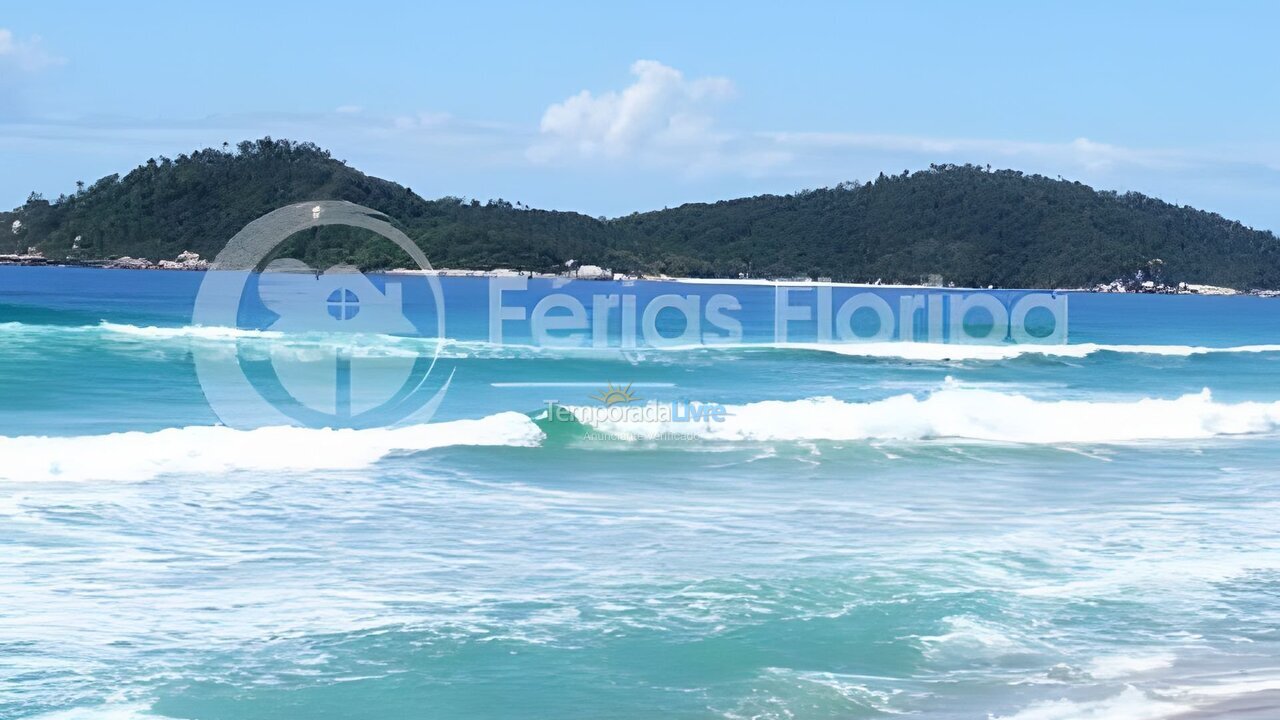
3, 260, 1277, 297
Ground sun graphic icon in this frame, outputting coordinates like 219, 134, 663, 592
591, 382, 640, 406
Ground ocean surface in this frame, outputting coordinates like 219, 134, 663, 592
3, 265, 1280, 719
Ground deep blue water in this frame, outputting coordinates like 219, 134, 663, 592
2, 266, 1280, 719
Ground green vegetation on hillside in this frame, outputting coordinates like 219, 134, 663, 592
5, 138, 1279, 288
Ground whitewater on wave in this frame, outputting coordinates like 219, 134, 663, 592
0, 412, 543, 483
5, 388, 1280, 484
4, 320, 1280, 362
561, 387, 1280, 444
992, 669, 1280, 720
761, 340, 1280, 361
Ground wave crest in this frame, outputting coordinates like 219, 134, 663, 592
4, 321, 1280, 362
0, 413, 543, 483
563, 388, 1280, 444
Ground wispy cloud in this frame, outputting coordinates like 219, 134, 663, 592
761, 132, 1193, 173
529, 60, 734, 163
0, 28, 65, 72
0, 57, 1257, 184
0, 108, 522, 158
524, 60, 1217, 181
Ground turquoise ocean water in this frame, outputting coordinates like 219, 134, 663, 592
3, 265, 1280, 719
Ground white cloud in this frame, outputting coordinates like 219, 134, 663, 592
529, 59, 734, 163
524, 60, 1193, 180
0, 28, 65, 72
334, 104, 363, 115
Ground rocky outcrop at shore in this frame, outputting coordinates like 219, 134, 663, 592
106, 256, 153, 270
105, 251, 210, 271
1092, 278, 1243, 296
156, 251, 209, 270
0, 250, 48, 265
1089, 258, 1260, 295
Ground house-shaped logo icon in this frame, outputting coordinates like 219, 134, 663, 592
258, 260, 418, 416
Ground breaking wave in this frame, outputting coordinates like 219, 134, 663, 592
758, 340, 1280, 361
0, 412, 543, 483
561, 388, 1280, 444
3, 321, 1280, 362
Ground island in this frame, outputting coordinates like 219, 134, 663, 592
4, 138, 1280, 292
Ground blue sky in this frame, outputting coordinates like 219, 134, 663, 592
3, 1, 1280, 228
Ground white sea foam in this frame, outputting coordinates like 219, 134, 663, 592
96, 321, 285, 341
1086, 653, 1176, 679
5, 321, 1280, 362
1170, 672, 1280, 700
566, 388, 1280, 444
0, 412, 543, 483
97, 322, 432, 360
762, 340, 1280, 361
764, 667, 903, 713
0, 320, 282, 342
86, 326, 1280, 362
998, 670, 1280, 720
918, 615, 1033, 659
993, 687, 1191, 720
22, 704, 175, 720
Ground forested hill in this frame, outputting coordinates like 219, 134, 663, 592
5, 137, 1280, 289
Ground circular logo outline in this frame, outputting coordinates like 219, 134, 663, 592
191, 201, 451, 429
